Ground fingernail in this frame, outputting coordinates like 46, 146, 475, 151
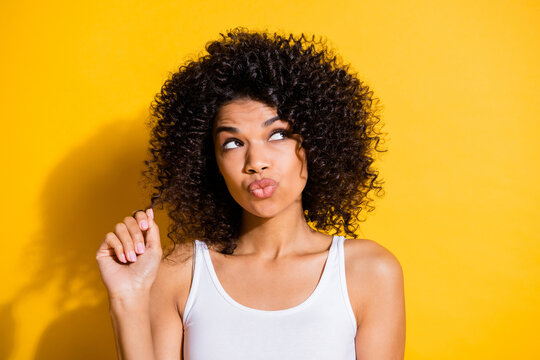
140, 220, 148, 230
119, 253, 127, 263
136, 243, 145, 254
148, 208, 154, 219
128, 251, 137, 262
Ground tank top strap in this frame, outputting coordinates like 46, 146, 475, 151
182, 240, 206, 322
336, 235, 358, 332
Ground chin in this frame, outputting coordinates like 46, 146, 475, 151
232, 189, 303, 219
244, 205, 282, 219
245, 197, 303, 219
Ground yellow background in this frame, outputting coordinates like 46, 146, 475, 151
2, 1, 539, 359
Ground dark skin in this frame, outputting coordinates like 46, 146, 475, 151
97, 99, 405, 359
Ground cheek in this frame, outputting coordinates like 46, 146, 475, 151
295, 147, 308, 174
284, 148, 308, 188
216, 157, 242, 191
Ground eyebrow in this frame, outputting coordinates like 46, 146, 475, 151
214, 115, 282, 138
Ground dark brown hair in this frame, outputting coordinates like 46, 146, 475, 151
143, 27, 386, 255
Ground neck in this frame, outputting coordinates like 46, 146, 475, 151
236, 200, 320, 259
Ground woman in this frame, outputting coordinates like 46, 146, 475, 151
97, 28, 405, 359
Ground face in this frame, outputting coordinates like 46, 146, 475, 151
212, 99, 308, 218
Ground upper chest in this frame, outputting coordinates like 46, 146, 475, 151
207, 250, 330, 311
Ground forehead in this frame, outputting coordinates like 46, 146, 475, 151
214, 99, 278, 127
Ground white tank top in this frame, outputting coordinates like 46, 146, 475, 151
182, 235, 357, 360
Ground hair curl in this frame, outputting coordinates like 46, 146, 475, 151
143, 27, 386, 255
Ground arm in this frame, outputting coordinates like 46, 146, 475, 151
109, 295, 154, 360
97, 208, 162, 360
149, 254, 192, 360
354, 246, 406, 359
108, 273, 184, 360
106, 240, 191, 360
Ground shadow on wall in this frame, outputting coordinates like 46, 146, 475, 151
0, 303, 15, 360
4, 115, 174, 360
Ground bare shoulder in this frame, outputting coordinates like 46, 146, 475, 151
343, 238, 404, 323
343, 238, 403, 279
151, 241, 195, 317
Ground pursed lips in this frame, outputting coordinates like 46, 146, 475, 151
248, 178, 278, 199
248, 178, 277, 191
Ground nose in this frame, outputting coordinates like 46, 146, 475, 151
243, 142, 271, 174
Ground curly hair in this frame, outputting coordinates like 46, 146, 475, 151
143, 27, 386, 255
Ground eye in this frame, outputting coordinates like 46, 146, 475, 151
269, 129, 289, 141
222, 138, 242, 150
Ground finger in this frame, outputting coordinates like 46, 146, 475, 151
124, 216, 146, 255
100, 248, 117, 256
103, 232, 127, 263
144, 208, 161, 250
115, 222, 137, 262
133, 210, 149, 231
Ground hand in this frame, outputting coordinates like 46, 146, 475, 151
96, 208, 163, 300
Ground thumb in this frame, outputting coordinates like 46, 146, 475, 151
145, 208, 161, 249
